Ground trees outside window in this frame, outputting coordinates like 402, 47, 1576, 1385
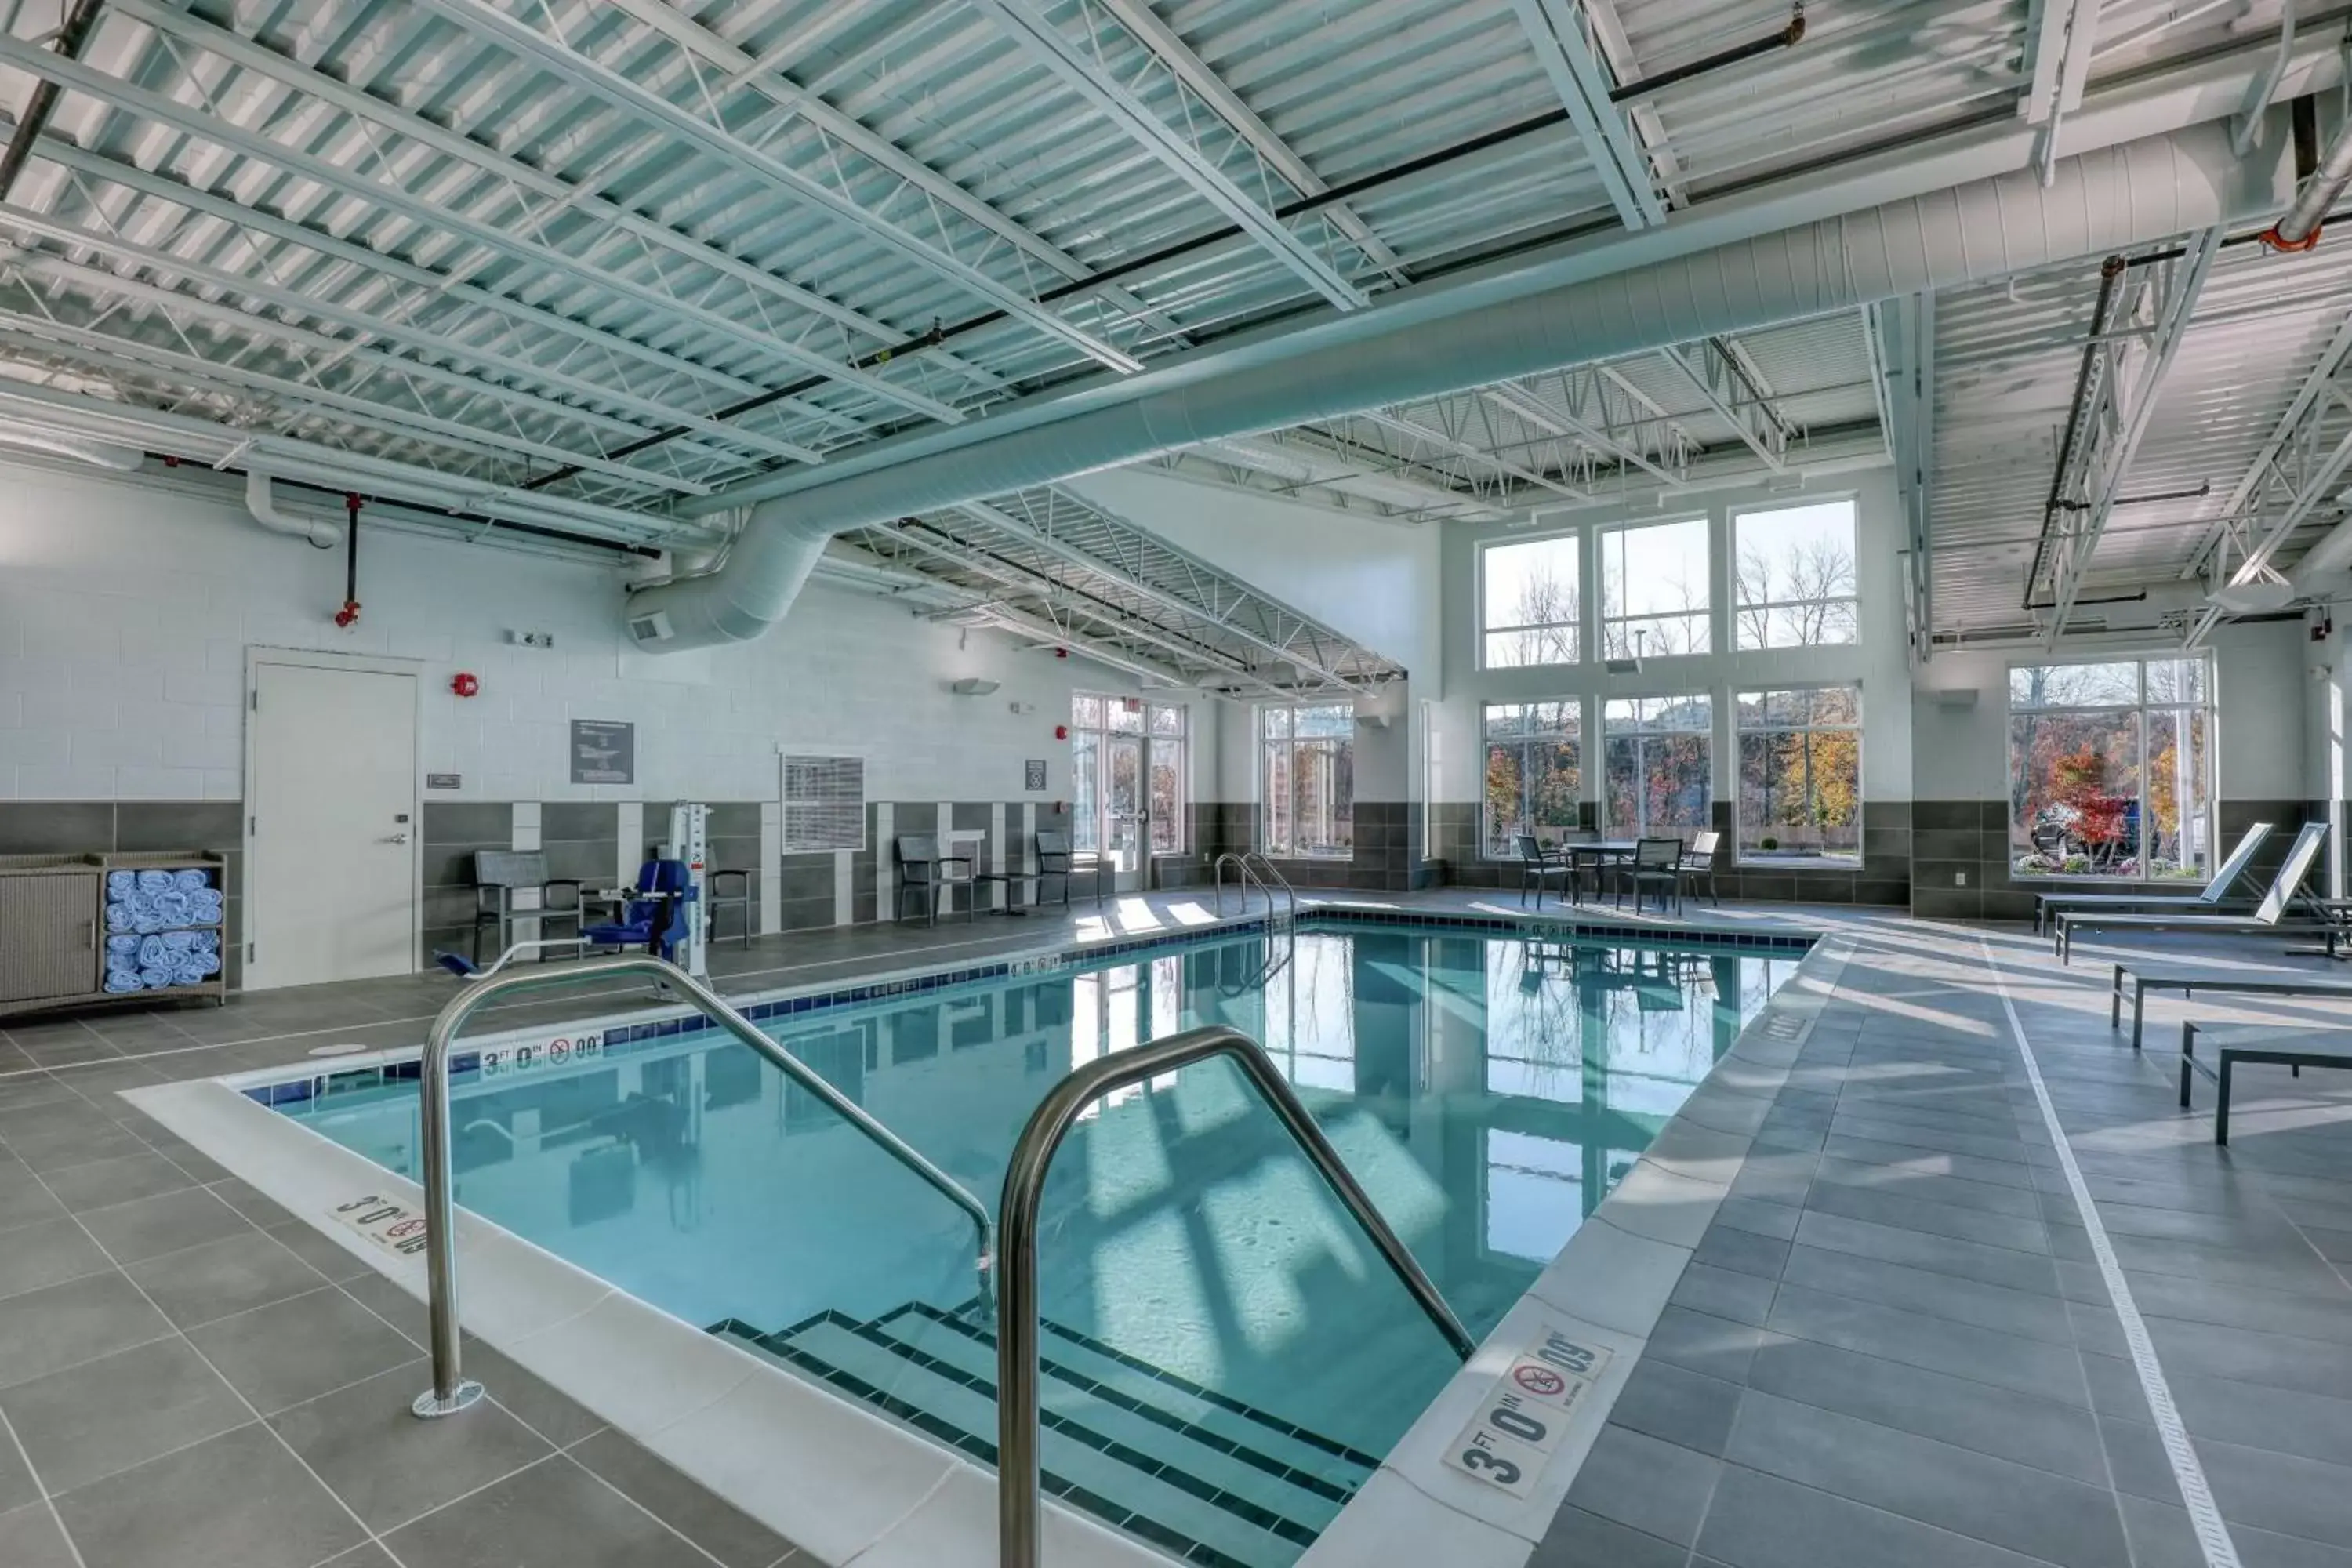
1262, 703, 1354, 858
1481, 535, 1581, 667
2008, 658, 2210, 880
1483, 701, 1582, 856
1736, 687, 1860, 861
1734, 500, 1858, 648
1599, 517, 1710, 659
1603, 694, 1711, 836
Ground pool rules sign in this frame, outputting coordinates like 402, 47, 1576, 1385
1442, 1326, 1614, 1498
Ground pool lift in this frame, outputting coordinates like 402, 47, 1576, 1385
657, 802, 712, 982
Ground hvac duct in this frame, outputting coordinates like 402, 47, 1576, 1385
626, 118, 2288, 653
0, 422, 140, 471
245, 469, 343, 549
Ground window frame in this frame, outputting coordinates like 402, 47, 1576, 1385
1480, 699, 1585, 859
1733, 683, 1863, 866
1478, 531, 1584, 670
1258, 700, 1356, 861
1730, 496, 1861, 651
2005, 655, 2215, 883
1597, 515, 1712, 661
1601, 691, 1714, 838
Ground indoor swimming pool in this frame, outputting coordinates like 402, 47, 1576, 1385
270, 922, 1801, 1567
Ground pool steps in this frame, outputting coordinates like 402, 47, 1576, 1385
711, 1300, 1378, 1568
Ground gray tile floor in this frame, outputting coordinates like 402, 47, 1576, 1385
5, 892, 2347, 1567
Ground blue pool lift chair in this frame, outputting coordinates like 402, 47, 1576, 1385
583, 859, 695, 961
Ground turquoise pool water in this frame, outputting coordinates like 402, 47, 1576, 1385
276, 924, 1795, 1565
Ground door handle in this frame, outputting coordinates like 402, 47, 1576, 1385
382, 833, 410, 845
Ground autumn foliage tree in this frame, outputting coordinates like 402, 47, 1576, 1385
2052, 745, 2132, 865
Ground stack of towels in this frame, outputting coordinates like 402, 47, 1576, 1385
103, 869, 227, 993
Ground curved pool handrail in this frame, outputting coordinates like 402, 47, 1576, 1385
995, 1023, 1473, 1566
409, 953, 995, 1419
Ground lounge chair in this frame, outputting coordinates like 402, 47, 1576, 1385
2034, 822, 2273, 934
2054, 822, 2336, 964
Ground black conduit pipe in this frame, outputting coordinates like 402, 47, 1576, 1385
336, 493, 362, 629
521, 5, 1809, 493
0, 0, 107, 205
2024, 253, 2129, 611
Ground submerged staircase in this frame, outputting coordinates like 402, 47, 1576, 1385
709, 1299, 1378, 1568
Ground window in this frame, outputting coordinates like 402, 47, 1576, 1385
2009, 657, 2211, 880
1481, 535, 1581, 667
1261, 702, 1354, 858
1070, 693, 1187, 864
1736, 687, 1860, 862
1603, 694, 1711, 836
1599, 517, 1709, 659
1733, 500, 1858, 648
1483, 701, 1582, 857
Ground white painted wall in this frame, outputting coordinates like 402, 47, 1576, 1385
1429, 466, 1911, 824
0, 460, 1217, 806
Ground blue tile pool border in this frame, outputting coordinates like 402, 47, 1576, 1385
242, 906, 1817, 1108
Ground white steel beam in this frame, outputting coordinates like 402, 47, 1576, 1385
1356, 407, 1587, 500
414, 0, 1145, 375
0, 29, 968, 429
1659, 340, 1797, 470
1869, 293, 1937, 662
967, 0, 1371, 311
1480, 375, 1690, 488
1091, 0, 1408, 287
1508, 0, 1667, 229
2187, 309, 2352, 580
592, 0, 1192, 338
2045, 226, 2223, 639
2020, 0, 2100, 181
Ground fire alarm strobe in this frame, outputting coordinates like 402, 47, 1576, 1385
450, 672, 481, 698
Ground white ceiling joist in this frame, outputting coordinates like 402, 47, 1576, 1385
967, 0, 1371, 311
1506, 0, 1665, 230
412, 0, 1145, 376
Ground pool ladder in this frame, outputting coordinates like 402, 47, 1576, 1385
995, 1024, 1475, 1568
1213, 851, 1298, 993
406, 953, 996, 1420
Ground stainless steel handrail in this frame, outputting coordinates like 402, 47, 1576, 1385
996, 1025, 1473, 1566
1213, 851, 1294, 924
410, 953, 995, 1419
1240, 848, 1298, 924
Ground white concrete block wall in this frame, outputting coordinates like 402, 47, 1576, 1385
0, 460, 1221, 810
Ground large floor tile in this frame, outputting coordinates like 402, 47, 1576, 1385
0, 1217, 112, 1301
38, 1152, 194, 1216
381, 1454, 713, 1568
125, 1230, 332, 1329
0, 1502, 78, 1568
0, 1272, 173, 1389
0, 1337, 249, 1494
569, 1428, 799, 1568
76, 1187, 252, 1266
268, 1365, 551, 1532
54, 1421, 364, 1568
185, 1287, 419, 1414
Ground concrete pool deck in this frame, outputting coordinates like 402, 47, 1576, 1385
0, 895, 2347, 1567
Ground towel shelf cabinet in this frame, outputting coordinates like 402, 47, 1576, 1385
0, 850, 230, 1019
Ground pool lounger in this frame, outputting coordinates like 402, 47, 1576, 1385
2055, 822, 2332, 964
2109, 961, 2352, 1050
2034, 821, 2273, 935
2178, 1022, 2352, 1144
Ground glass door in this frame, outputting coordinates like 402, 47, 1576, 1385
1107, 733, 1145, 891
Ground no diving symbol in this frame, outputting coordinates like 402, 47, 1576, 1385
1512, 1364, 1566, 1398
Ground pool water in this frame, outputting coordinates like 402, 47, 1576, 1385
279, 924, 1795, 1566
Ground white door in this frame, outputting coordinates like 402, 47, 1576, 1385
247, 661, 419, 989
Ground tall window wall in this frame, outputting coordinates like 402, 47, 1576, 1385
1261, 702, 1355, 858
1070, 694, 1187, 863
1599, 517, 1710, 658
1736, 687, 1860, 861
1472, 496, 1870, 862
1483, 701, 1581, 855
2008, 657, 2211, 880
1603, 695, 1711, 835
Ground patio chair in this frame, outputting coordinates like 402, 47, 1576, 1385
895, 834, 974, 924
1678, 830, 1722, 908
1628, 837, 1685, 915
1514, 833, 1573, 909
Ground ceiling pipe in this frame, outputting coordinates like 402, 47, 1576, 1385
624, 117, 2290, 652
0, 0, 108, 205
2264, 93, 2352, 248
0, 423, 140, 471
2024, 253, 2128, 608
245, 468, 343, 549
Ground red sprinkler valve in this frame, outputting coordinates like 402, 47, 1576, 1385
334, 600, 361, 629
